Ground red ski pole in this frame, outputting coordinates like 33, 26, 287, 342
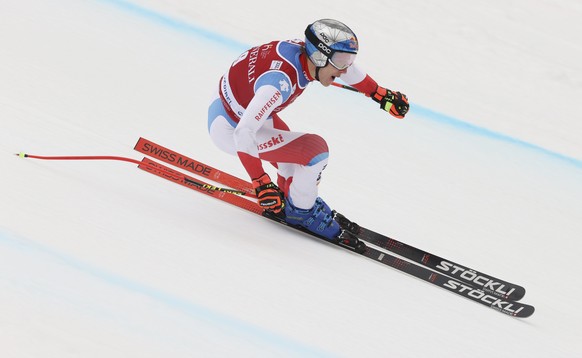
16, 153, 252, 197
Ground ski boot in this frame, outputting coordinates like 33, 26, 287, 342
285, 197, 366, 253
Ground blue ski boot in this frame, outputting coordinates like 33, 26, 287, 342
284, 197, 366, 253
285, 197, 341, 239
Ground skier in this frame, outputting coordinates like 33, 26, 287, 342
207, 19, 409, 249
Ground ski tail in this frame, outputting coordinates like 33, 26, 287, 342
134, 137, 255, 196
138, 157, 261, 214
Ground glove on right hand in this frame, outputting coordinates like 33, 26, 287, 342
252, 173, 284, 214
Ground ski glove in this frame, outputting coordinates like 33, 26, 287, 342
371, 86, 409, 119
252, 173, 285, 214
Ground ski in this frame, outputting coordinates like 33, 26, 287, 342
134, 137, 255, 196
136, 155, 534, 318
134, 137, 528, 301
333, 213, 526, 301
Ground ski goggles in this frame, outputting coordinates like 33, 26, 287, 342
328, 51, 356, 70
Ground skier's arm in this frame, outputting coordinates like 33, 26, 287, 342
234, 84, 283, 179
233, 83, 286, 213
341, 64, 410, 119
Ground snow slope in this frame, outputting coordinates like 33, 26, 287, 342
1, 0, 582, 357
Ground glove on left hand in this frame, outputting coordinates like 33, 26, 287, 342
371, 86, 409, 119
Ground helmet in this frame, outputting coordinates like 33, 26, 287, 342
304, 19, 358, 70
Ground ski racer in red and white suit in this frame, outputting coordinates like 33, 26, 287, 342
207, 19, 409, 241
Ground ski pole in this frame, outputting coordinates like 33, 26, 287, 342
16, 153, 253, 197
331, 82, 366, 95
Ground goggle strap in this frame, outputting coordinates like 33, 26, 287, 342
305, 26, 334, 58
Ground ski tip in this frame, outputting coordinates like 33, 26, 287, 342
516, 305, 535, 318
508, 287, 526, 302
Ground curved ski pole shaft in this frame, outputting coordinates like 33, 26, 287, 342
16, 153, 251, 196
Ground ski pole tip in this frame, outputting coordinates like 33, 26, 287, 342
15, 152, 27, 158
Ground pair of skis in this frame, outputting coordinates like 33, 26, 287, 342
133, 137, 535, 318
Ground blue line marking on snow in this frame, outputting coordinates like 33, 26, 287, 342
97, 0, 582, 169
412, 105, 582, 169
0, 230, 335, 358
97, 0, 248, 52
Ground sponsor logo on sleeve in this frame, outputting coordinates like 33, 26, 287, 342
254, 91, 282, 121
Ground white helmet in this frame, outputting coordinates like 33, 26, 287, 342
304, 19, 358, 70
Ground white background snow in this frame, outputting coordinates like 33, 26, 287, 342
1, 0, 582, 357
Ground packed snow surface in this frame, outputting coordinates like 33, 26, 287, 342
1, 0, 581, 357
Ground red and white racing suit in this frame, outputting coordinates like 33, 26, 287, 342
207, 39, 378, 209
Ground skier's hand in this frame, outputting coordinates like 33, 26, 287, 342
252, 173, 284, 214
371, 86, 409, 119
